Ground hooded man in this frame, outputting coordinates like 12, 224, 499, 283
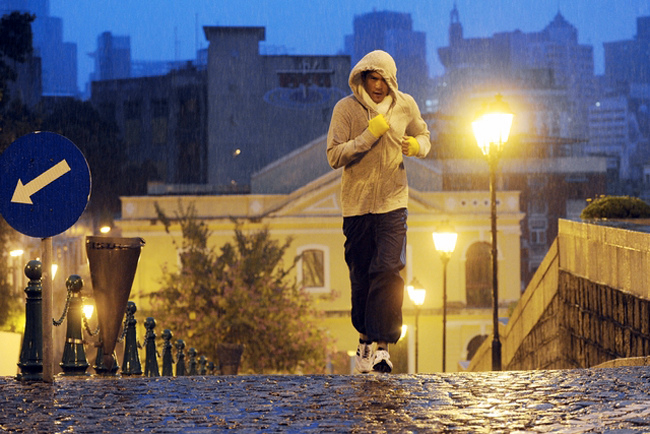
326, 50, 430, 373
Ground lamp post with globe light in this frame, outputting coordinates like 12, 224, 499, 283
472, 94, 513, 371
432, 224, 457, 372
407, 278, 426, 373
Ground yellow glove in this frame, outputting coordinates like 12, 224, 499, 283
368, 114, 389, 138
402, 136, 419, 157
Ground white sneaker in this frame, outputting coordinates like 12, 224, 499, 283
354, 342, 374, 374
372, 349, 393, 373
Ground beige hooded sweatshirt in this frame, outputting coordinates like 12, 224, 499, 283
326, 50, 431, 217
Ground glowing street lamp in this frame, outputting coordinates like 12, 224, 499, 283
472, 94, 513, 371
82, 303, 94, 320
432, 224, 457, 372
472, 94, 514, 158
407, 278, 426, 373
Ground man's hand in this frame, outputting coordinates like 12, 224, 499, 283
368, 114, 390, 138
402, 136, 419, 156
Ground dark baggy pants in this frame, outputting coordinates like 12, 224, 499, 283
343, 208, 407, 344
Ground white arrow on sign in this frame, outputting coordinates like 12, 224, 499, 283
11, 159, 71, 205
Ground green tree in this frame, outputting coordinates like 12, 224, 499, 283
0, 11, 36, 332
0, 98, 39, 151
151, 202, 337, 374
0, 11, 34, 110
0, 11, 38, 151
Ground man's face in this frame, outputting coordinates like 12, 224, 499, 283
363, 71, 389, 104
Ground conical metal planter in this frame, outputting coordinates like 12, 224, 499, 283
86, 236, 145, 374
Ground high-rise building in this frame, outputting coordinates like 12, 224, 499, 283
0, 0, 78, 96
591, 16, 650, 192
604, 16, 650, 86
344, 10, 429, 108
88, 31, 205, 90
92, 32, 131, 82
587, 96, 643, 181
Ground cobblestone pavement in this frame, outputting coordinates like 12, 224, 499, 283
2, 367, 650, 433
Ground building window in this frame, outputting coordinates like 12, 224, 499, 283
302, 250, 324, 287
530, 229, 547, 245
152, 99, 168, 117
124, 101, 141, 119
528, 199, 548, 216
529, 217, 547, 246
152, 117, 167, 144
297, 245, 330, 293
124, 100, 141, 148
465, 242, 492, 308
152, 99, 168, 145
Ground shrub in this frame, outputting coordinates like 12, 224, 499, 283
580, 196, 650, 219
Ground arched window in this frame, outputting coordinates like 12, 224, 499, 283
465, 242, 492, 308
297, 245, 330, 293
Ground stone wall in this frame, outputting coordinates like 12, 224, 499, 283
470, 219, 650, 371
558, 271, 650, 368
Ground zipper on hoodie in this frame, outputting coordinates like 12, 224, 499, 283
368, 106, 392, 213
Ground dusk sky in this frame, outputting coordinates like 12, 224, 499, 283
48, 0, 650, 90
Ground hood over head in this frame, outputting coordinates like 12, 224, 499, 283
349, 50, 398, 108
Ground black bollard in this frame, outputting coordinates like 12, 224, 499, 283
121, 301, 142, 375
199, 355, 207, 375
175, 339, 186, 376
161, 329, 174, 376
188, 347, 198, 375
143, 317, 159, 377
207, 361, 215, 375
17, 260, 43, 381
59, 275, 89, 376
93, 343, 120, 375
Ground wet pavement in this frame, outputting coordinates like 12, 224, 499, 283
2, 367, 650, 433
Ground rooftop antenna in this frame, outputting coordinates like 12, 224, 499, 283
195, 13, 199, 55
174, 26, 180, 61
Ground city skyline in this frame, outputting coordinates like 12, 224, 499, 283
47, 0, 650, 92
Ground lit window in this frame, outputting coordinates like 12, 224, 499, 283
297, 245, 330, 293
302, 249, 324, 288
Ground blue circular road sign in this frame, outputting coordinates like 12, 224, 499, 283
0, 131, 91, 238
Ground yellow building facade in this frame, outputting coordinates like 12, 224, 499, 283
117, 166, 524, 374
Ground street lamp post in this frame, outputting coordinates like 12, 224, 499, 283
432, 224, 457, 373
472, 94, 513, 372
407, 279, 426, 373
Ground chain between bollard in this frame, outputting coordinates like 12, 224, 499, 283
82, 313, 100, 336
53, 288, 73, 327
117, 315, 128, 343
116, 306, 142, 348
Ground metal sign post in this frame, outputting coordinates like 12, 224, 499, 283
41, 237, 53, 382
0, 131, 91, 382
